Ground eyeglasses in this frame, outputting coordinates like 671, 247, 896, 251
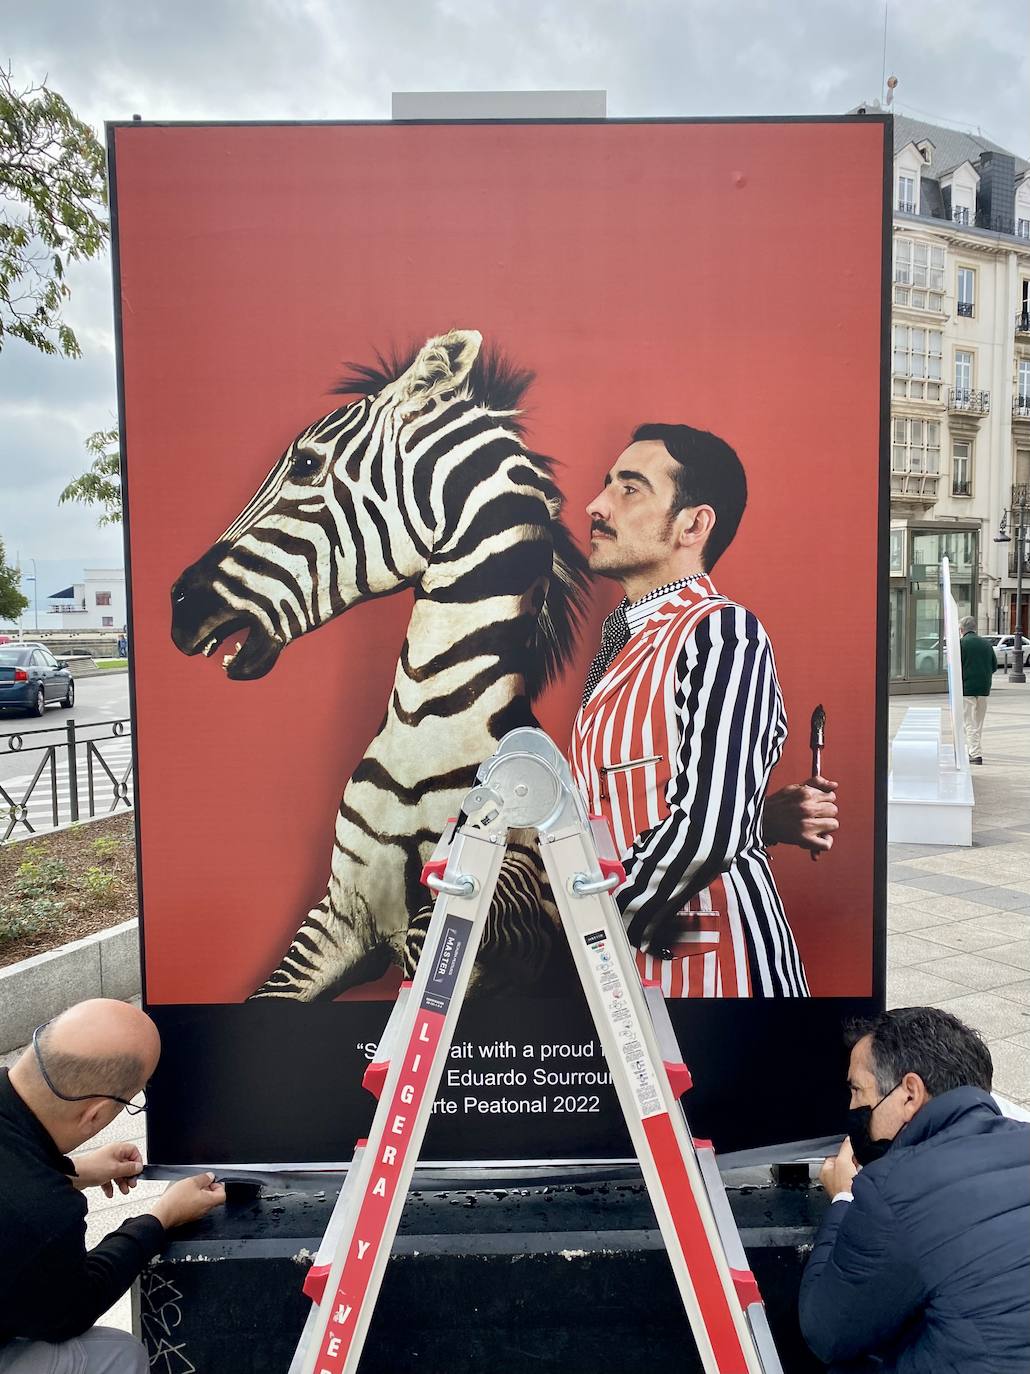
32, 1023, 148, 1115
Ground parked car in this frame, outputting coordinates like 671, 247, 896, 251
984, 633, 1030, 670
914, 635, 945, 675
0, 644, 74, 715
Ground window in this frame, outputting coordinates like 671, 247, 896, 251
957, 267, 975, 318
893, 239, 945, 311
95, 591, 112, 606
954, 350, 973, 400
952, 441, 972, 496
102, 616, 114, 627
897, 175, 916, 213
952, 205, 970, 225
889, 528, 905, 574
1017, 219, 1030, 240
1017, 360, 1030, 416
892, 325, 943, 399
892, 417, 941, 473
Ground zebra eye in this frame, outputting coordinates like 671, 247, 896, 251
289, 450, 323, 480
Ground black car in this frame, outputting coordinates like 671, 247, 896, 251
0, 644, 75, 715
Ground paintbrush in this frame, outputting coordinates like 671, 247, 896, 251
809, 704, 826, 863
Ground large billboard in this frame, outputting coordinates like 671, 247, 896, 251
112, 116, 890, 1165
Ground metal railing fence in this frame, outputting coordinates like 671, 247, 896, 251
0, 718, 133, 844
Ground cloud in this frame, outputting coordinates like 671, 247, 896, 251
2, 0, 1027, 585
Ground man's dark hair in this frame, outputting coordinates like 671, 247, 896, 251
631, 423, 747, 570
845, 1006, 993, 1097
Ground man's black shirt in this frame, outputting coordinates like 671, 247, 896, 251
0, 1067, 164, 1344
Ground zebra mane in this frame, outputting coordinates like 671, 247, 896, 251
334, 341, 534, 429
334, 340, 590, 698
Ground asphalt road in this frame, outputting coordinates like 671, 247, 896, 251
0, 672, 132, 836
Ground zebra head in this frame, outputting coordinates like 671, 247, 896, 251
171, 329, 588, 685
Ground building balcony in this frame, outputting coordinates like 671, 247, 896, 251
952, 480, 972, 497
48, 602, 86, 614
897, 200, 917, 214
1017, 311, 1030, 335
1010, 550, 1030, 578
1014, 396, 1030, 422
948, 388, 990, 416
890, 470, 939, 506
956, 301, 974, 318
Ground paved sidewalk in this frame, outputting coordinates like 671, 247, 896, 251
887, 675, 1030, 1108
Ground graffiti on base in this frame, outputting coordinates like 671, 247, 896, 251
140, 1269, 196, 1374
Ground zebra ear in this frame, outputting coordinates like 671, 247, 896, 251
396, 330, 482, 405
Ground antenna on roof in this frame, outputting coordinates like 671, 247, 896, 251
880, 0, 890, 102
886, 75, 898, 107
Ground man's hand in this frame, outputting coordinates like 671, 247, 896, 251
72, 1142, 144, 1196
819, 1137, 859, 1198
149, 1173, 227, 1230
764, 776, 839, 852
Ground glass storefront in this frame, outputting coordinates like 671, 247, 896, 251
889, 525, 978, 689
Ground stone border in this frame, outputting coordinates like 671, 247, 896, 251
0, 919, 140, 1052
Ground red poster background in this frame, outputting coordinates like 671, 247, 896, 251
113, 120, 885, 1006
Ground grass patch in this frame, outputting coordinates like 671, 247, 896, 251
94, 658, 128, 669
0, 813, 137, 967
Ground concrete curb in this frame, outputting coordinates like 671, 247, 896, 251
70, 665, 129, 679
0, 918, 140, 1052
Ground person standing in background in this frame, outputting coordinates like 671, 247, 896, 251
959, 616, 996, 765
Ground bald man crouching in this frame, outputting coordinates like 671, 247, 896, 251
0, 1000, 225, 1373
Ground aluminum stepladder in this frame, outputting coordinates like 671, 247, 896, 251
291, 727, 782, 1374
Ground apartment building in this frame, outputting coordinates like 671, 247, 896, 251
885, 113, 1030, 689
46, 567, 127, 631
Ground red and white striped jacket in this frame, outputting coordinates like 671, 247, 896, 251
570, 576, 809, 998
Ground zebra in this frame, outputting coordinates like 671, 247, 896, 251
170, 329, 589, 1000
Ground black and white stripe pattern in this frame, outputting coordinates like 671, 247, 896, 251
617, 606, 809, 996
170, 330, 588, 1001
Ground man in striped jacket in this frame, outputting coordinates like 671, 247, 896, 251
570, 423, 820, 998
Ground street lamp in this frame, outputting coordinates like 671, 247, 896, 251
994, 483, 1029, 685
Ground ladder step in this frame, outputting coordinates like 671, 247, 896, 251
361, 1062, 388, 1100
731, 1268, 763, 1309
664, 1060, 693, 1099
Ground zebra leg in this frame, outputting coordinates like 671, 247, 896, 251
402, 841, 571, 997
250, 889, 394, 1001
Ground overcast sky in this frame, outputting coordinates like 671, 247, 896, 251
2, 0, 1028, 623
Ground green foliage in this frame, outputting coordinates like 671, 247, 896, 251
0, 535, 29, 620
13, 849, 68, 895
83, 864, 118, 906
91, 834, 120, 862
0, 65, 108, 359
0, 847, 68, 941
59, 426, 122, 525
0, 895, 62, 941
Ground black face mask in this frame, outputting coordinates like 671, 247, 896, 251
847, 1081, 903, 1167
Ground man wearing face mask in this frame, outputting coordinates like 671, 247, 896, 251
799, 1006, 1030, 1373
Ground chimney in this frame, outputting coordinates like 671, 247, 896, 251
977, 151, 1016, 234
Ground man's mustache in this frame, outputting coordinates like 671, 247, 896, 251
591, 521, 616, 539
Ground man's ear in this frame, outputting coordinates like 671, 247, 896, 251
392, 329, 482, 409
674, 504, 716, 550
79, 1099, 113, 1135
900, 1071, 930, 1119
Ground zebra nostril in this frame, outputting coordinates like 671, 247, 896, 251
174, 588, 186, 603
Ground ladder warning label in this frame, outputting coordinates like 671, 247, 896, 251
583, 928, 662, 1120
